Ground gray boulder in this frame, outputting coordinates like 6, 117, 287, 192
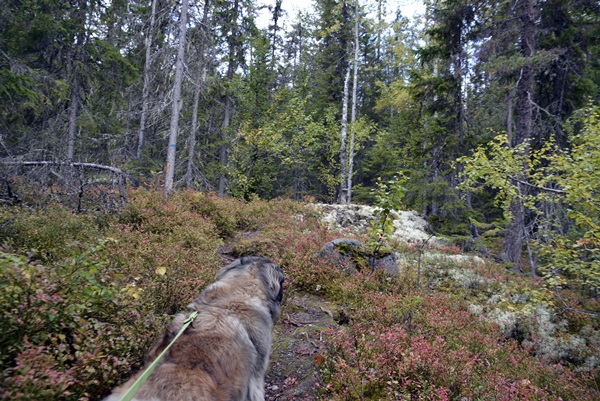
318, 238, 399, 276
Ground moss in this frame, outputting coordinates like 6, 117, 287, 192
334, 241, 393, 272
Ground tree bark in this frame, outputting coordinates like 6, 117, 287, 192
506, 86, 516, 144
136, 0, 157, 159
347, 2, 359, 204
339, 64, 351, 205
218, 0, 240, 198
164, 0, 189, 196
502, 0, 537, 272
66, 4, 86, 162
66, 73, 79, 161
218, 93, 231, 198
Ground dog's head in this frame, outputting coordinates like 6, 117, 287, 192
215, 256, 284, 319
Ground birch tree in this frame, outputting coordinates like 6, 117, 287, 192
346, 1, 359, 204
339, 64, 351, 204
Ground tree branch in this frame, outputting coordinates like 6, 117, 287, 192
508, 175, 565, 194
1, 160, 127, 202
1, 160, 125, 176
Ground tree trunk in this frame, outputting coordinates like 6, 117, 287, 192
347, 2, 359, 204
513, 0, 536, 147
137, 0, 157, 159
218, 92, 231, 198
339, 64, 350, 205
66, 4, 86, 162
506, 86, 516, 144
270, 0, 283, 66
66, 73, 79, 161
502, 199, 525, 272
164, 0, 189, 196
186, 0, 210, 188
218, 0, 240, 198
502, 0, 536, 272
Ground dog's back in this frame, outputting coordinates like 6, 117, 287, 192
103, 257, 284, 401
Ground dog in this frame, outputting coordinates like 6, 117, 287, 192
103, 256, 284, 401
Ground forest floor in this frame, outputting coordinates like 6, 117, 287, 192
264, 293, 340, 401
216, 205, 599, 401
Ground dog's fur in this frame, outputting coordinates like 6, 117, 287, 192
103, 257, 284, 401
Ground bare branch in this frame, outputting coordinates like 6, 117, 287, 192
508, 175, 565, 194
1, 160, 127, 203
1, 160, 126, 176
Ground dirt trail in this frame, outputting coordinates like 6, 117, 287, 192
265, 293, 343, 401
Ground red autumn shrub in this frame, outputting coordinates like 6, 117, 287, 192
322, 291, 598, 400
0, 244, 165, 400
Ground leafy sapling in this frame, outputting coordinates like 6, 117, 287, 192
367, 173, 407, 274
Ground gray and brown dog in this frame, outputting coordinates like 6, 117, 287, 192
104, 257, 284, 401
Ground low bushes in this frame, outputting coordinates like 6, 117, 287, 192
321, 292, 598, 400
0, 242, 166, 400
1, 190, 598, 400
0, 189, 287, 400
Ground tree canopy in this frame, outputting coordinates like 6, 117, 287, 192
1, 0, 600, 279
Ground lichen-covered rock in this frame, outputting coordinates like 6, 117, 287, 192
311, 203, 440, 244
318, 238, 399, 276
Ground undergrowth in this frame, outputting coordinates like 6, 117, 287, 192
0, 188, 598, 400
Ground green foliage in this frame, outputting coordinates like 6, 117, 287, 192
0, 240, 164, 400
539, 104, 600, 290
458, 133, 538, 213
459, 103, 600, 291
0, 69, 36, 100
0, 206, 99, 263
233, 89, 342, 200
368, 172, 407, 247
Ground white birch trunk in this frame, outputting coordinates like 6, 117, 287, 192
347, 2, 359, 204
339, 65, 351, 205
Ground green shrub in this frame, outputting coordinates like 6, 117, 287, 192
0, 241, 166, 400
110, 190, 224, 315
0, 205, 99, 263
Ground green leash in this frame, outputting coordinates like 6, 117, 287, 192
119, 310, 198, 401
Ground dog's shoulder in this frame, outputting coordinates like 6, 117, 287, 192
144, 313, 188, 365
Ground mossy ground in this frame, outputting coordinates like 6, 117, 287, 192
265, 294, 342, 400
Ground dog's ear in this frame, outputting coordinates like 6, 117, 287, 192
216, 258, 245, 279
265, 263, 284, 304
256, 260, 284, 321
